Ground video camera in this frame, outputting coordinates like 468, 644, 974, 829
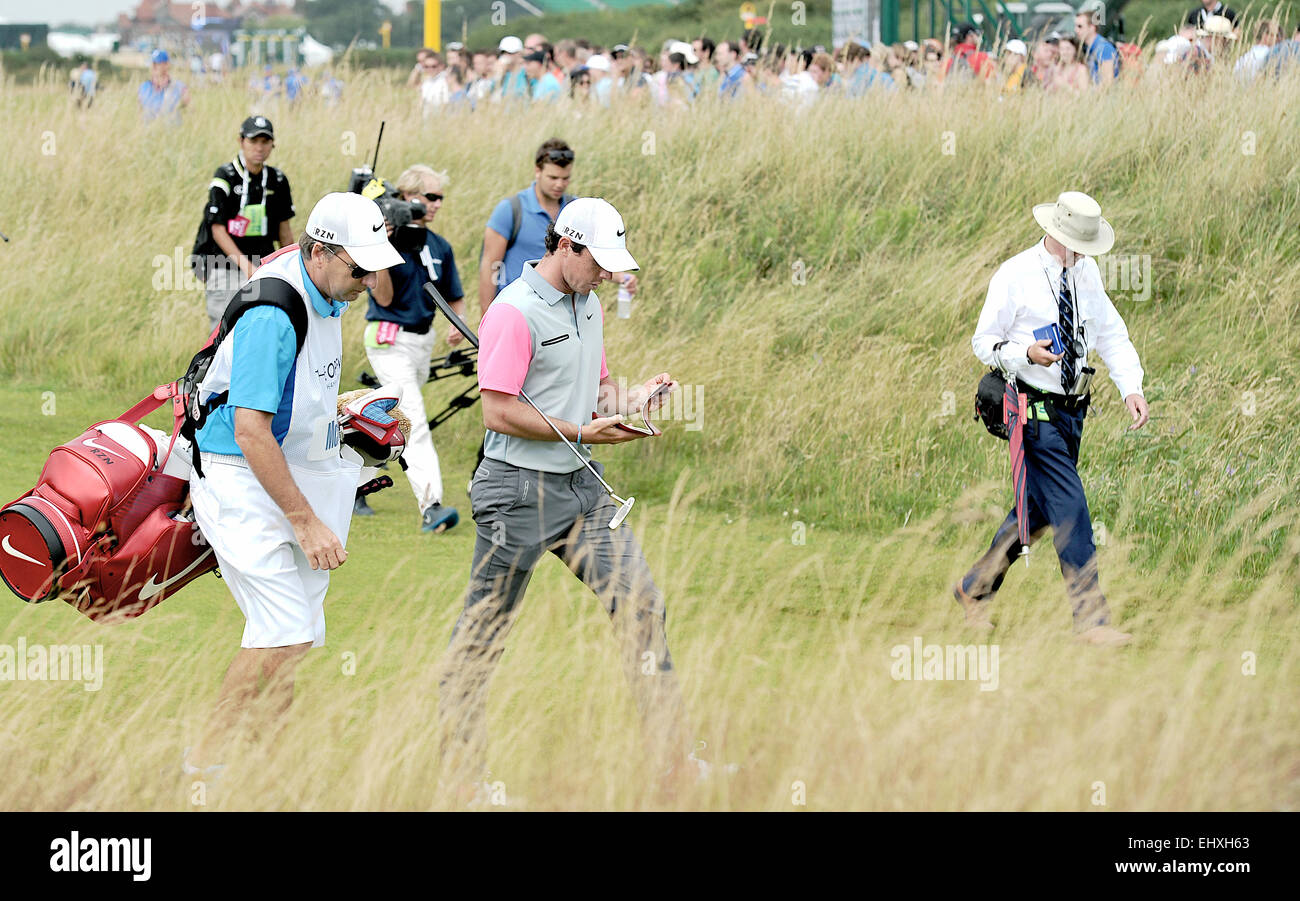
346, 121, 427, 254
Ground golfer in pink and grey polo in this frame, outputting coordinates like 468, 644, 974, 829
437, 198, 694, 788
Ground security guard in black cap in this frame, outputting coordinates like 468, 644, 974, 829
197, 115, 297, 331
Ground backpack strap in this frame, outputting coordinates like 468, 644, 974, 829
505, 194, 523, 252
216, 275, 309, 355
185, 276, 310, 478
482, 191, 573, 274
509, 192, 571, 249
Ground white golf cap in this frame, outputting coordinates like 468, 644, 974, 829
585, 53, 611, 72
555, 198, 638, 272
498, 35, 523, 54
1005, 39, 1028, 57
668, 40, 699, 64
305, 192, 403, 272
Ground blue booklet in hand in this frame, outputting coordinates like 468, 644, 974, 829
1033, 324, 1066, 355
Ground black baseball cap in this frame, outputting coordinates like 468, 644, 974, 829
523, 49, 546, 63
240, 115, 274, 139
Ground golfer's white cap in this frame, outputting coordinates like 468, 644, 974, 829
498, 35, 523, 54
305, 192, 403, 272
555, 198, 638, 273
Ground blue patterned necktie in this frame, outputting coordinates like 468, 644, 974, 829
1058, 267, 1076, 392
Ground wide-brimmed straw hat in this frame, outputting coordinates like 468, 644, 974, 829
1196, 15, 1237, 39
1032, 191, 1114, 256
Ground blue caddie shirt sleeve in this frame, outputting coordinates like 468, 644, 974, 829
226, 306, 297, 413
485, 197, 514, 240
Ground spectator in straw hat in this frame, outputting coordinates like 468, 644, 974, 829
957, 191, 1148, 648
1195, 14, 1238, 67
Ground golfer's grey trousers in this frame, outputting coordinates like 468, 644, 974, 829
437, 455, 689, 778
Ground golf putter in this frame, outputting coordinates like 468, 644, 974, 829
425, 284, 636, 529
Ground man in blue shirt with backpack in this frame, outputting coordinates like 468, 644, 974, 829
478, 139, 577, 313
478, 139, 641, 314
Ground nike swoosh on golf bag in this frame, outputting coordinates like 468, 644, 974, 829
0, 385, 218, 623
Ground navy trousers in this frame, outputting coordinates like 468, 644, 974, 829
960, 403, 1111, 630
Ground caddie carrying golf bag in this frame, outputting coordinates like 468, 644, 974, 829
0, 274, 309, 623
0, 385, 215, 622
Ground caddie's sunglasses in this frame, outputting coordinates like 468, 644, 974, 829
424, 192, 444, 203
539, 148, 575, 165
322, 244, 371, 279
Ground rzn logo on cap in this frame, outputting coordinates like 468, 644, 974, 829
561, 226, 585, 241
311, 227, 336, 241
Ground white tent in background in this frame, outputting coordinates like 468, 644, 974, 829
299, 34, 333, 67
47, 32, 119, 58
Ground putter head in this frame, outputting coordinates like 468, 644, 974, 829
608, 496, 635, 530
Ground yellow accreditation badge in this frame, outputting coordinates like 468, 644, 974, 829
242, 202, 268, 237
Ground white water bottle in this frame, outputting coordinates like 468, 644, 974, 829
616, 284, 632, 319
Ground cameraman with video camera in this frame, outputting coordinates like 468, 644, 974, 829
360, 164, 465, 533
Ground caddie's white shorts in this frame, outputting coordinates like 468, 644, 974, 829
189, 454, 359, 649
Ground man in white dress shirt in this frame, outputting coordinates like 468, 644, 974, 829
958, 191, 1149, 647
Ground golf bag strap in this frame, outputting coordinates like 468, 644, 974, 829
117, 382, 188, 471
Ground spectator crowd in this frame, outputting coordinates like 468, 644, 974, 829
402, 5, 1300, 115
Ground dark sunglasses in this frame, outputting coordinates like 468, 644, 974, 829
322, 243, 371, 279
423, 192, 443, 203
538, 148, 575, 165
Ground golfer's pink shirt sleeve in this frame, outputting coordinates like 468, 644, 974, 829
478, 302, 532, 395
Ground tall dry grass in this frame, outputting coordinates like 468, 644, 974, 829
0, 61, 1296, 810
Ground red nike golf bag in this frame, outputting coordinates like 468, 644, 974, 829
0, 384, 217, 623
